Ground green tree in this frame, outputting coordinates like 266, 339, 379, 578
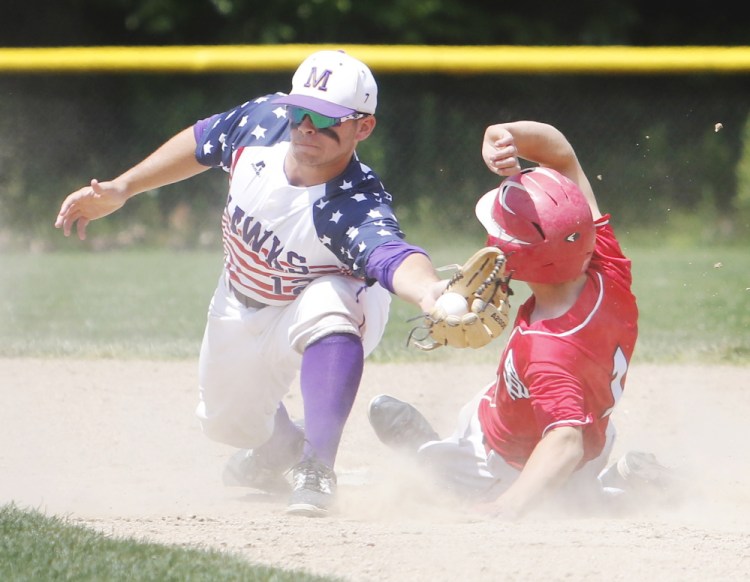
3, 0, 748, 47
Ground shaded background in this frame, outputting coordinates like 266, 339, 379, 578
4, 1, 748, 47
1, 0, 749, 249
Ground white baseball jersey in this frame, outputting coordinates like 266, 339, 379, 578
194, 94, 406, 306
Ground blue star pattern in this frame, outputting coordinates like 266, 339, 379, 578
196, 94, 290, 171
313, 159, 404, 279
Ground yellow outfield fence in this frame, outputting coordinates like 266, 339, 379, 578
2, 44, 749, 247
1, 44, 750, 74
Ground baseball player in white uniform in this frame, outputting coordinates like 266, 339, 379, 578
55, 50, 445, 517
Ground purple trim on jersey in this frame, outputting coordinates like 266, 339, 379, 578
365, 241, 429, 293
193, 116, 216, 143
193, 93, 406, 281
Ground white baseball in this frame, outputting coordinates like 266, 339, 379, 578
434, 292, 469, 317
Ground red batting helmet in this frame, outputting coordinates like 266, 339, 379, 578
475, 167, 595, 284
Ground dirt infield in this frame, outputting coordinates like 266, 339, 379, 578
2, 358, 749, 581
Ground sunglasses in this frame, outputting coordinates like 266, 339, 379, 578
287, 106, 368, 129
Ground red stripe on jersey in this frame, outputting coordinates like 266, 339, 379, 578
230, 146, 246, 177
223, 239, 342, 303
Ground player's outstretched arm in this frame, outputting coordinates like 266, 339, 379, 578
484, 425, 584, 520
390, 252, 446, 313
54, 127, 208, 240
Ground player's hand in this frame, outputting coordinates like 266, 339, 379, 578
473, 498, 521, 522
419, 278, 450, 313
482, 126, 522, 177
54, 179, 129, 240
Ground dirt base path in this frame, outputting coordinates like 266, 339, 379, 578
2, 358, 748, 581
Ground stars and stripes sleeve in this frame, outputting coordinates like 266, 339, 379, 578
313, 170, 406, 281
194, 93, 290, 171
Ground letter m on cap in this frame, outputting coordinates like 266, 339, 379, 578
304, 67, 333, 92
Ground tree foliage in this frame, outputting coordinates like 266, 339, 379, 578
3, 0, 748, 47
2, 1, 748, 249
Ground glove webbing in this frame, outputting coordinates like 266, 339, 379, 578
475, 254, 507, 298
447, 252, 509, 299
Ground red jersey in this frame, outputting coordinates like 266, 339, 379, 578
478, 216, 638, 470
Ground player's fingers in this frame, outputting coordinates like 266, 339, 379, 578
55, 195, 81, 230
491, 154, 521, 174
90, 178, 105, 196
76, 217, 90, 240
487, 133, 513, 151
58, 205, 85, 237
62, 213, 79, 237
55, 195, 76, 225
486, 158, 520, 176
495, 165, 522, 177
55, 183, 95, 227
492, 143, 517, 158
55, 202, 76, 230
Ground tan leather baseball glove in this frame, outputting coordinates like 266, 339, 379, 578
409, 247, 512, 350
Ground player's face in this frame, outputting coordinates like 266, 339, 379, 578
288, 113, 376, 180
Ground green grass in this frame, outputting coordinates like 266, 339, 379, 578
0, 503, 339, 582
2, 243, 748, 364
0, 250, 220, 359
626, 245, 750, 364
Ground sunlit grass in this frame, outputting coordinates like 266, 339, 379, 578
0, 503, 339, 582
1, 242, 748, 365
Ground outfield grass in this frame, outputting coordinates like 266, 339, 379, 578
1, 244, 748, 364
627, 245, 750, 363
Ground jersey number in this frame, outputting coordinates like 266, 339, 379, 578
601, 346, 628, 418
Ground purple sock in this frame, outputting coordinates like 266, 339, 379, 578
300, 333, 364, 468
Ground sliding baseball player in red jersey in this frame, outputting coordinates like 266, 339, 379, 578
369, 120, 674, 519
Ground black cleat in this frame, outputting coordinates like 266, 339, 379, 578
368, 394, 439, 453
